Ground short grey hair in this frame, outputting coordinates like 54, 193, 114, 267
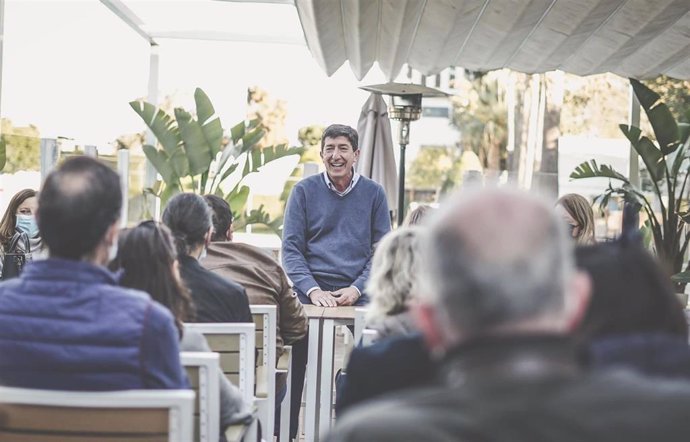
421, 188, 574, 338
366, 227, 423, 323
321, 124, 359, 151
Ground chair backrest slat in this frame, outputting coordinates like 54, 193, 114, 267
0, 387, 194, 442
184, 323, 255, 406
181, 352, 220, 442
249, 305, 278, 438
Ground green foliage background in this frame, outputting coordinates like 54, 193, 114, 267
1, 119, 39, 173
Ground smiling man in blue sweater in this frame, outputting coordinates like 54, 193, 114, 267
282, 124, 391, 307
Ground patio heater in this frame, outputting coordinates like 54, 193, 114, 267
360, 83, 447, 226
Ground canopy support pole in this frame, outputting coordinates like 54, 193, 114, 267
397, 120, 410, 226
628, 83, 640, 188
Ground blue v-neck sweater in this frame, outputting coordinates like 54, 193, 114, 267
282, 174, 391, 300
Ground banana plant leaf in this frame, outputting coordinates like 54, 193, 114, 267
227, 185, 250, 218
217, 163, 239, 188
142, 144, 178, 186
570, 160, 630, 183
169, 145, 190, 179
241, 127, 266, 154
194, 88, 224, 157
263, 144, 304, 163
631, 79, 679, 155
175, 108, 214, 176
129, 101, 181, 155
619, 124, 666, 182
242, 204, 283, 238
230, 121, 246, 144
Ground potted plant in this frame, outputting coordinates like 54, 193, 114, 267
570, 79, 690, 294
130, 88, 302, 237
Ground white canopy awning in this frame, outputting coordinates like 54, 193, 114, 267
295, 0, 690, 81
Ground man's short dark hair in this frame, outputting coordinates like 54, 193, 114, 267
38, 156, 122, 259
203, 194, 232, 242
321, 124, 358, 151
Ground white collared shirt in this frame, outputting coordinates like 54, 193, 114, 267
323, 170, 360, 197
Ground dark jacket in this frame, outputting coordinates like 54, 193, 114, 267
0, 258, 188, 390
336, 333, 435, 415
587, 332, 690, 379
179, 254, 252, 323
328, 335, 690, 442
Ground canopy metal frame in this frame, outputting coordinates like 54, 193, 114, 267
0, 0, 674, 217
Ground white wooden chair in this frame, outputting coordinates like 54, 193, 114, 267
361, 328, 379, 347
353, 307, 368, 345
181, 351, 220, 442
276, 344, 293, 442
185, 322, 257, 442
250, 305, 277, 439
0, 386, 194, 442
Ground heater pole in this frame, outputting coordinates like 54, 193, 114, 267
397, 120, 411, 226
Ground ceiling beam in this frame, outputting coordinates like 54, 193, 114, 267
212, 0, 295, 4
149, 30, 304, 45
100, 0, 156, 45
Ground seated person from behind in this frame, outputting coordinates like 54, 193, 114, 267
162, 193, 251, 324
403, 204, 434, 227
575, 240, 690, 379
327, 188, 690, 441
337, 227, 433, 414
282, 124, 391, 307
112, 221, 253, 432
0, 156, 187, 390
363, 227, 423, 340
202, 194, 308, 440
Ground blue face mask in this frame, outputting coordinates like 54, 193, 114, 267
16, 214, 39, 238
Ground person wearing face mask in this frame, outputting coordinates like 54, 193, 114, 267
0, 189, 46, 280
162, 193, 252, 324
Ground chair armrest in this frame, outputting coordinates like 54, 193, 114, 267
255, 366, 269, 398
225, 423, 249, 442
277, 345, 292, 372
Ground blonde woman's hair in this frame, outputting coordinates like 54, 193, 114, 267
365, 227, 423, 323
404, 204, 434, 226
556, 193, 596, 245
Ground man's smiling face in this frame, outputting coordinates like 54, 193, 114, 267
321, 135, 359, 181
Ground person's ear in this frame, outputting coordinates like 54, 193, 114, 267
413, 303, 446, 356
564, 270, 591, 332
205, 227, 213, 247
106, 220, 120, 248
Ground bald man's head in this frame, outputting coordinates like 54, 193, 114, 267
420, 189, 576, 341
38, 156, 122, 260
